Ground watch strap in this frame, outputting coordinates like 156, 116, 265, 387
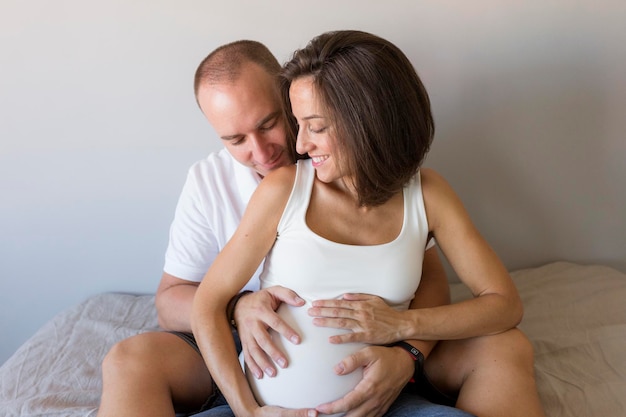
388, 341, 424, 382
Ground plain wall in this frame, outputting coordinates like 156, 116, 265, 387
1, 0, 624, 364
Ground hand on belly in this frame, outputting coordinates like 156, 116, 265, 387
244, 302, 366, 414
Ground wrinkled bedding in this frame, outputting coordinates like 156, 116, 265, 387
0, 293, 158, 417
1, 262, 625, 416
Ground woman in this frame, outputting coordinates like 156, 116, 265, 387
192, 30, 542, 417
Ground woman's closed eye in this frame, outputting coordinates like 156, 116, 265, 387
309, 125, 327, 134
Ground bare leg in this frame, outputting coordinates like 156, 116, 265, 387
425, 328, 546, 417
97, 332, 213, 417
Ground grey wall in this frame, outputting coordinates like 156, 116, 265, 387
1, 0, 624, 364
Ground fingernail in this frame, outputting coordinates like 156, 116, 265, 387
265, 367, 275, 377
308, 410, 317, 417
290, 335, 300, 344
277, 358, 286, 368
335, 363, 345, 374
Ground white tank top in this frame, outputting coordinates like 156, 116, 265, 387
246, 159, 429, 414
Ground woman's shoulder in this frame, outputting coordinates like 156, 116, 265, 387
419, 167, 447, 191
252, 164, 298, 206
262, 164, 297, 188
419, 168, 463, 209
420, 167, 468, 227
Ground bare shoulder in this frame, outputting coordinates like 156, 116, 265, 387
420, 167, 467, 230
246, 164, 297, 219
420, 167, 455, 199
263, 164, 297, 185
257, 164, 297, 198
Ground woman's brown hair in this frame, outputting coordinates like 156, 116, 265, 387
280, 30, 434, 206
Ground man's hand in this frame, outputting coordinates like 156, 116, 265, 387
251, 405, 317, 417
315, 345, 414, 417
308, 294, 408, 345
234, 286, 305, 379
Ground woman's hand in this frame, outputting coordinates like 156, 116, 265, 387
234, 286, 305, 379
315, 345, 414, 417
308, 294, 409, 345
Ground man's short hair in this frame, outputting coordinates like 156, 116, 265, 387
194, 40, 281, 96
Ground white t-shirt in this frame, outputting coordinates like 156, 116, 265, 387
163, 149, 262, 291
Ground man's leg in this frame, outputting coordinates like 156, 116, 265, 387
98, 332, 213, 417
383, 392, 475, 417
425, 328, 546, 417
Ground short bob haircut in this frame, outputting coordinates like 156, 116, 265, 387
280, 30, 434, 207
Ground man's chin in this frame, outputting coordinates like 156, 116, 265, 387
257, 155, 290, 176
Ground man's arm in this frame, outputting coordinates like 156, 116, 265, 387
155, 272, 199, 331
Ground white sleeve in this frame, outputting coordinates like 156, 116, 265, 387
163, 168, 218, 282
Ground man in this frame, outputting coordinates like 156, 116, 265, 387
98, 39, 542, 417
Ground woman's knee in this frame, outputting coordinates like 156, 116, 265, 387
465, 328, 536, 377
486, 328, 534, 363
427, 329, 536, 390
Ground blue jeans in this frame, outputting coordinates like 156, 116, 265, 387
191, 392, 475, 417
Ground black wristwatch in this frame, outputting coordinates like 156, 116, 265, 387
389, 341, 424, 382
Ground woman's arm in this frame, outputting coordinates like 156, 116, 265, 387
308, 169, 522, 343
307, 247, 449, 350
191, 166, 314, 417
411, 168, 523, 340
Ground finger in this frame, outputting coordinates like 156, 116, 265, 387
242, 300, 302, 346
242, 338, 267, 379
311, 315, 356, 330
315, 387, 368, 416
248, 311, 303, 374
340, 293, 379, 302
327, 331, 364, 344
264, 311, 302, 346
265, 286, 306, 307
309, 316, 370, 344
254, 327, 292, 371
310, 298, 355, 309
308, 305, 356, 319
265, 406, 318, 417
335, 348, 371, 376
311, 293, 379, 308
240, 319, 282, 378
246, 339, 278, 377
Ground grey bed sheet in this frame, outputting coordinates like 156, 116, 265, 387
1, 262, 625, 416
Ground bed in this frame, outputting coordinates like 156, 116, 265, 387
1, 261, 625, 416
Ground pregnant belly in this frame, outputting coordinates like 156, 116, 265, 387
244, 302, 366, 414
